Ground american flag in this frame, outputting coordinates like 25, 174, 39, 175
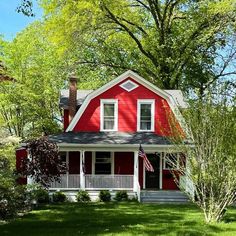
138, 145, 154, 172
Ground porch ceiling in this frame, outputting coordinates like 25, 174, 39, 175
49, 131, 171, 146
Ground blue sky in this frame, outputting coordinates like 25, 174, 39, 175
0, 0, 42, 40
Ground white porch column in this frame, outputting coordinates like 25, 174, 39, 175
66, 152, 69, 188
80, 150, 85, 190
159, 153, 163, 189
133, 151, 139, 192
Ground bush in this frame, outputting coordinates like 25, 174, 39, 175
52, 191, 67, 203
99, 190, 111, 202
76, 190, 90, 202
34, 188, 50, 204
114, 190, 128, 201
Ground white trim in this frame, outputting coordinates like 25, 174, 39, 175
66, 152, 69, 188
119, 79, 139, 92
66, 70, 188, 136
137, 99, 155, 132
133, 151, 139, 192
100, 99, 118, 131
159, 153, 163, 189
80, 150, 85, 189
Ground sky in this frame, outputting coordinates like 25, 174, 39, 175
0, 0, 42, 40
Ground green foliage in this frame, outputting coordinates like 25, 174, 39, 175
41, 0, 236, 93
99, 190, 111, 202
19, 137, 66, 187
52, 191, 67, 203
114, 190, 128, 202
33, 188, 50, 204
0, 22, 68, 139
76, 190, 91, 203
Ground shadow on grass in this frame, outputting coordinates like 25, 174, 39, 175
0, 203, 236, 236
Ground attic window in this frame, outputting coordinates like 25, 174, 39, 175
120, 80, 138, 92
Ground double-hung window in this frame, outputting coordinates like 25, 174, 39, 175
137, 100, 155, 131
100, 99, 118, 131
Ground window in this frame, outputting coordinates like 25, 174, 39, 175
100, 99, 118, 131
95, 152, 111, 174
137, 100, 155, 131
120, 80, 138, 92
163, 153, 179, 170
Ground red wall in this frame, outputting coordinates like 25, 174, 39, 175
69, 151, 80, 174
16, 148, 27, 185
73, 77, 180, 136
162, 170, 179, 190
114, 152, 134, 174
85, 151, 92, 174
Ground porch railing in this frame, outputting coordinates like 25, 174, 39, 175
85, 175, 133, 190
49, 174, 80, 189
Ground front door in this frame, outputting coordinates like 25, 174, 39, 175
145, 153, 160, 189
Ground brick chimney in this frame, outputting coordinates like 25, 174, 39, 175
68, 74, 78, 122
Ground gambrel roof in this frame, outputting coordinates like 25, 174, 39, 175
65, 70, 188, 133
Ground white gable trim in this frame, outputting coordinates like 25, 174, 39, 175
66, 70, 188, 135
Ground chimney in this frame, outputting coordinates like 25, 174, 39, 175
68, 74, 78, 122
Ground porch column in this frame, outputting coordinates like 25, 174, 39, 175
80, 150, 85, 190
133, 151, 139, 192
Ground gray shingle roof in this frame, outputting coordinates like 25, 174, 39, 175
49, 132, 171, 145
60, 89, 93, 108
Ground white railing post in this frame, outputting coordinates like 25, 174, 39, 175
80, 150, 85, 190
133, 151, 139, 192
66, 151, 69, 188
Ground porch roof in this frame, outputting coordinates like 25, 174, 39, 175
49, 132, 171, 146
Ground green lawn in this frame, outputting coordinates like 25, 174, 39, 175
0, 203, 235, 236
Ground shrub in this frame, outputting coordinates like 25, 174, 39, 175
52, 191, 67, 203
34, 188, 50, 203
76, 190, 90, 202
114, 190, 128, 201
99, 190, 111, 202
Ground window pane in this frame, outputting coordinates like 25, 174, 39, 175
95, 152, 111, 174
140, 103, 152, 130
104, 120, 114, 129
141, 104, 151, 117
104, 104, 114, 116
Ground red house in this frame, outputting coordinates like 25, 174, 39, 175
17, 70, 190, 202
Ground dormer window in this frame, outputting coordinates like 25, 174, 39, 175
100, 99, 118, 131
137, 100, 155, 132
120, 80, 138, 92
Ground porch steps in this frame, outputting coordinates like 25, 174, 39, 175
140, 190, 190, 203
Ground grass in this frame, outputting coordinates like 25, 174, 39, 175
0, 203, 235, 236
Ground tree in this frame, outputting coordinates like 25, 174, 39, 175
169, 91, 236, 223
0, 22, 69, 139
40, 0, 236, 92
19, 137, 66, 187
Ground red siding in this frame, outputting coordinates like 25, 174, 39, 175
162, 170, 179, 190
85, 151, 92, 174
69, 151, 80, 174
73, 77, 180, 135
64, 109, 69, 131
16, 148, 27, 185
114, 152, 134, 174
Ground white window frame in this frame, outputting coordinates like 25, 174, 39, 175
100, 99, 118, 131
137, 99, 155, 132
163, 153, 180, 170
92, 151, 114, 175
119, 79, 139, 92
